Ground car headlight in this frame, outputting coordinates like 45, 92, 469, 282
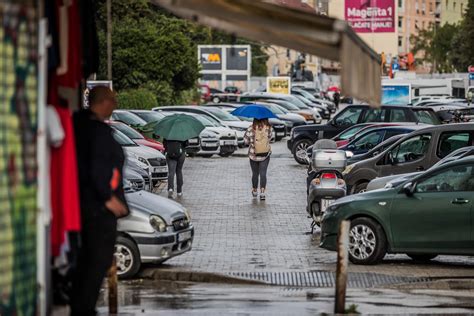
342, 164, 355, 175
184, 209, 191, 221
230, 126, 247, 132
150, 215, 167, 232
138, 156, 149, 165
123, 179, 132, 190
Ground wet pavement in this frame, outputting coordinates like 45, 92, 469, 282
97, 279, 474, 315
96, 140, 474, 315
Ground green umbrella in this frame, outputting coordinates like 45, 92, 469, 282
153, 113, 205, 141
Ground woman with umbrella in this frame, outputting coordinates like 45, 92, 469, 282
153, 113, 205, 198
232, 104, 277, 200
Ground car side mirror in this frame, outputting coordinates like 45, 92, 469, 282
402, 182, 415, 197
345, 151, 354, 158
372, 150, 379, 157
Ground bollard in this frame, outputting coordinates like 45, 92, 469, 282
334, 220, 350, 314
108, 257, 118, 315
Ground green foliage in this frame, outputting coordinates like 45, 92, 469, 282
345, 304, 360, 314
410, 0, 474, 72
117, 88, 158, 110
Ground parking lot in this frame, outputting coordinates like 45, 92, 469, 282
150, 140, 474, 279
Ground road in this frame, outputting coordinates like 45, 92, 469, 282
97, 140, 474, 315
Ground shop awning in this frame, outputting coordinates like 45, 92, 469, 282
153, 0, 381, 105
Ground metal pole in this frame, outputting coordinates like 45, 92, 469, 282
334, 220, 350, 314
107, 0, 112, 80
108, 257, 118, 314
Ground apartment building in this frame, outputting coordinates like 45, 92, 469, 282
440, 0, 468, 24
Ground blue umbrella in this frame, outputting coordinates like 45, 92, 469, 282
230, 104, 278, 119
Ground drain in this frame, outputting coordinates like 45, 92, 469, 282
228, 271, 431, 288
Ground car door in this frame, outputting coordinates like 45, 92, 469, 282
378, 133, 433, 176
390, 164, 474, 251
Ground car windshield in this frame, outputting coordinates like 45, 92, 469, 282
415, 110, 441, 124
203, 107, 240, 121
112, 111, 147, 126
111, 123, 144, 139
191, 114, 218, 127
112, 130, 137, 146
265, 103, 286, 115
133, 111, 165, 123
336, 125, 368, 140
271, 99, 300, 111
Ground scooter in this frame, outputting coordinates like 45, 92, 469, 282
306, 139, 347, 233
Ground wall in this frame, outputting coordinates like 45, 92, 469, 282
0, 2, 38, 316
328, 0, 399, 56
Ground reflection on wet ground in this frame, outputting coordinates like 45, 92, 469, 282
97, 279, 474, 315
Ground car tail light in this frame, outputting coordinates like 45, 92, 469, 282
321, 173, 337, 179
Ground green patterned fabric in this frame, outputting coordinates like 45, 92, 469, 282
0, 2, 38, 316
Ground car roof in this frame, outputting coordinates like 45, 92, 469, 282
129, 109, 155, 113
432, 156, 474, 170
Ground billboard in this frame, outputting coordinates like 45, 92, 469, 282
382, 84, 411, 105
200, 47, 222, 71
345, 0, 395, 33
267, 77, 291, 94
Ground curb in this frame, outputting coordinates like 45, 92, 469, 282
138, 268, 266, 285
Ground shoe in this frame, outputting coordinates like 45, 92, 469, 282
168, 189, 174, 198
177, 192, 183, 198
260, 192, 266, 200
252, 190, 258, 198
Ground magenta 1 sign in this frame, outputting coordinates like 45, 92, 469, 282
345, 0, 395, 33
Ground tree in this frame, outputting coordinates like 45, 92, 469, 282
451, 0, 474, 71
117, 89, 158, 110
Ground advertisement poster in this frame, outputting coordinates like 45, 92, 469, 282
267, 77, 291, 94
345, 0, 395, 33
83, 80, 113, 108
382, 84, 411, 105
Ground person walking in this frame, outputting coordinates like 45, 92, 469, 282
164, 139, 188, 198
71, 86, 129, 316
244, 118, 272, 200
333, 91, 341, 110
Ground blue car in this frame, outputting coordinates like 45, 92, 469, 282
339, 126, 421, 155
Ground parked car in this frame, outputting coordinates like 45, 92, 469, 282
123, 162, 151, 192
292, 87, 336, 113
332, 123, 379, 147
287, 104, 441, 164
290, 93, 331, 119
108, 121, 164, 153
339, 126, 423, 156
117, 186, 194, 278
342, 123, 474, 194
154, 105, 248, 147
320, 156, 474, 265
335, 123, 406, 147
224, 86, 241, 94
205, 103, 288, 138
367, 146, 474, 191
111, 110, 147, 127
270, 99, 323, 123
347, 134, 406, 164
112, 129, 168, 186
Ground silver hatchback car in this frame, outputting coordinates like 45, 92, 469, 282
116, 188, 194, 278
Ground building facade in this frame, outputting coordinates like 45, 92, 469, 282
440, 0, 468, 25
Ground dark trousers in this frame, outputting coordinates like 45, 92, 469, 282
250, 157, 270, 189
167, 154, 185, 192
70, 212, 117, 316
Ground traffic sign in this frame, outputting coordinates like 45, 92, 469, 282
469, 73, 474, 80
469, 65, 474, 73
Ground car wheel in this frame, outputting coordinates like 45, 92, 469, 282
218, 151, 233, 157
293, 139, 312, 165
407, 253, 438, 261
348, 217, 387, 265
212, 96, 220, 103
353, 182, 369, 194
115, 236, 141, 279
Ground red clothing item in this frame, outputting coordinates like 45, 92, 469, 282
50, 106, 81, 257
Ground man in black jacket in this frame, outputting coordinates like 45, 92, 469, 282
71, 86, 128, 316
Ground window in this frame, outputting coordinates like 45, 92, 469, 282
398, 17, 403, 28
398, 0, 403, 7
415, 1, 419, 13
415, 110, 440, 124
398, 36, 403, 47
461, 3, 464, 13
446, 0, 449, 7
389, 109, 409, 122
422, 21, 425, 29
437, 132, 471, 158
360, 109, 387, 123
390, 134, 432, 164
416, 165, 474, 193
353, 130, 386, 151
334, 107, 364, 126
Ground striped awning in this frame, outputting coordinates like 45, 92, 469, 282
153, 0, 381, 105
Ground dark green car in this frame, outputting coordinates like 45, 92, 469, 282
320, 156, 474, 264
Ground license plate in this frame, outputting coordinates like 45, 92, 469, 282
154, 166, 167, 173
321, 199, 335, 212
277, 132, 285, 136
178, 231, 192, 242
223, 140, 235, 145
188, 139, 198, 144
203, 142, 218, 147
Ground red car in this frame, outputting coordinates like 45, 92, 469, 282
107, 121, 164, 153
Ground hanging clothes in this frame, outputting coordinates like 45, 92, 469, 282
50, 105, 81, 258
